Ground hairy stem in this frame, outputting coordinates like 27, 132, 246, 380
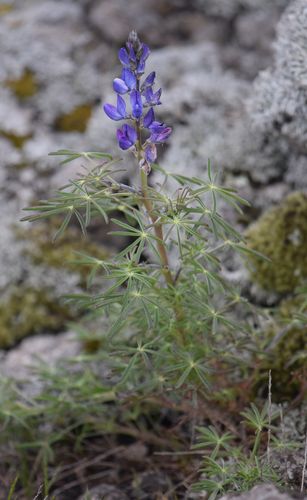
135, 117, 174, 286
140, 169, 174, 286
135, 119, 186, 342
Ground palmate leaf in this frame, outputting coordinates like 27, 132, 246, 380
49, 149, 113, 165
230, 242, 271, 262
193, 426, 234, 451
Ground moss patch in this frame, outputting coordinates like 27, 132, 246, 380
0, 287, 74, 348
0, 130, 31, 149
0, 222, 109, 349
246, 192, 307, 293
255, 297, 307, 400
54, 105, 92, 133
0, 4, 13, 15
6, 69, 38, 99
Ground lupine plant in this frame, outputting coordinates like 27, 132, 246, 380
24, 31, 259, 401
192, 403, 282, 499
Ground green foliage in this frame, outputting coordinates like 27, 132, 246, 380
3, 146, 304, 496
193, 403, 283, 498
246, 192, 307, 293
0, 367, 117, 497
23, 153, 258, 396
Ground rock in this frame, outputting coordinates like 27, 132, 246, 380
219, 484, 307, 500
0, 88, 33, 136
0, 331, 80, 380
78, 484, 128, 500
250, 0, 307, 184
195, 0, 289, 19
131, 471, 173, 498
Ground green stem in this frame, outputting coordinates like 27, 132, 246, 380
133, 84, 185, 339
140, 168, 174, 287
251, 430, 262, 458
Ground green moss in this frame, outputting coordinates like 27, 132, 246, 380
0, 287, 74, 348
0, 4, 13, 15
246, 192, 307, 293
0, 130, 31, 149
54, 105, 92, 133
255, 297, 307, 400
6, 69, 38, 99
0, 222, 109, 348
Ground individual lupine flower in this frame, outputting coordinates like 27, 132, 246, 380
103, 94, 127, 121
117, 124, 137, 150
145, 143, 157, 163
144, 87, 162, 106
143, 107, 155, 128
149, 122, 172, 143
130, 90, 143, 118
141, 72, 156, 92
136, 44, 150, 75
113, 68, 136, 94
118, 47, 130, 67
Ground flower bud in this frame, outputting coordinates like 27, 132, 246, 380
139, 158, 151, 175
128, 31, 142, 54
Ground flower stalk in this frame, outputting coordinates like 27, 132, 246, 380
103, 30, 175, 288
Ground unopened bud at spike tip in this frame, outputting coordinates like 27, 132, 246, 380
128, 30, 142, 54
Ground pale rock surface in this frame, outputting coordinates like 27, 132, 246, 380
219, 484, 307, 500
0, 331, 80, 381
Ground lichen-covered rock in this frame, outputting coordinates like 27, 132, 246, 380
219, 483, 307, 500
5, 69, 38, 99
250, 0, 307, 188
0, 199, 109, 347
0, 287, 76, 348
0, 330, 80, 382
246, 192, 307, 293
195, 0, 289, 19
54, 104, 93, 133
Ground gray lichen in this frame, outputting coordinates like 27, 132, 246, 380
250, 0, 307, 155
194, 0, 289, 19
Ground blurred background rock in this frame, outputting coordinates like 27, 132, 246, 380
1, 0, 307, 349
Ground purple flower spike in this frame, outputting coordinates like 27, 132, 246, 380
103, 31, 172, 165
150, 126, 172, 143
143, 108, 155, 128
103, 94, 127, 121
117, 124, 137, 150
130, 90, 143, 119
118, 47, 130, 66
144, 87, 162, 106
145, 143, 157, 163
